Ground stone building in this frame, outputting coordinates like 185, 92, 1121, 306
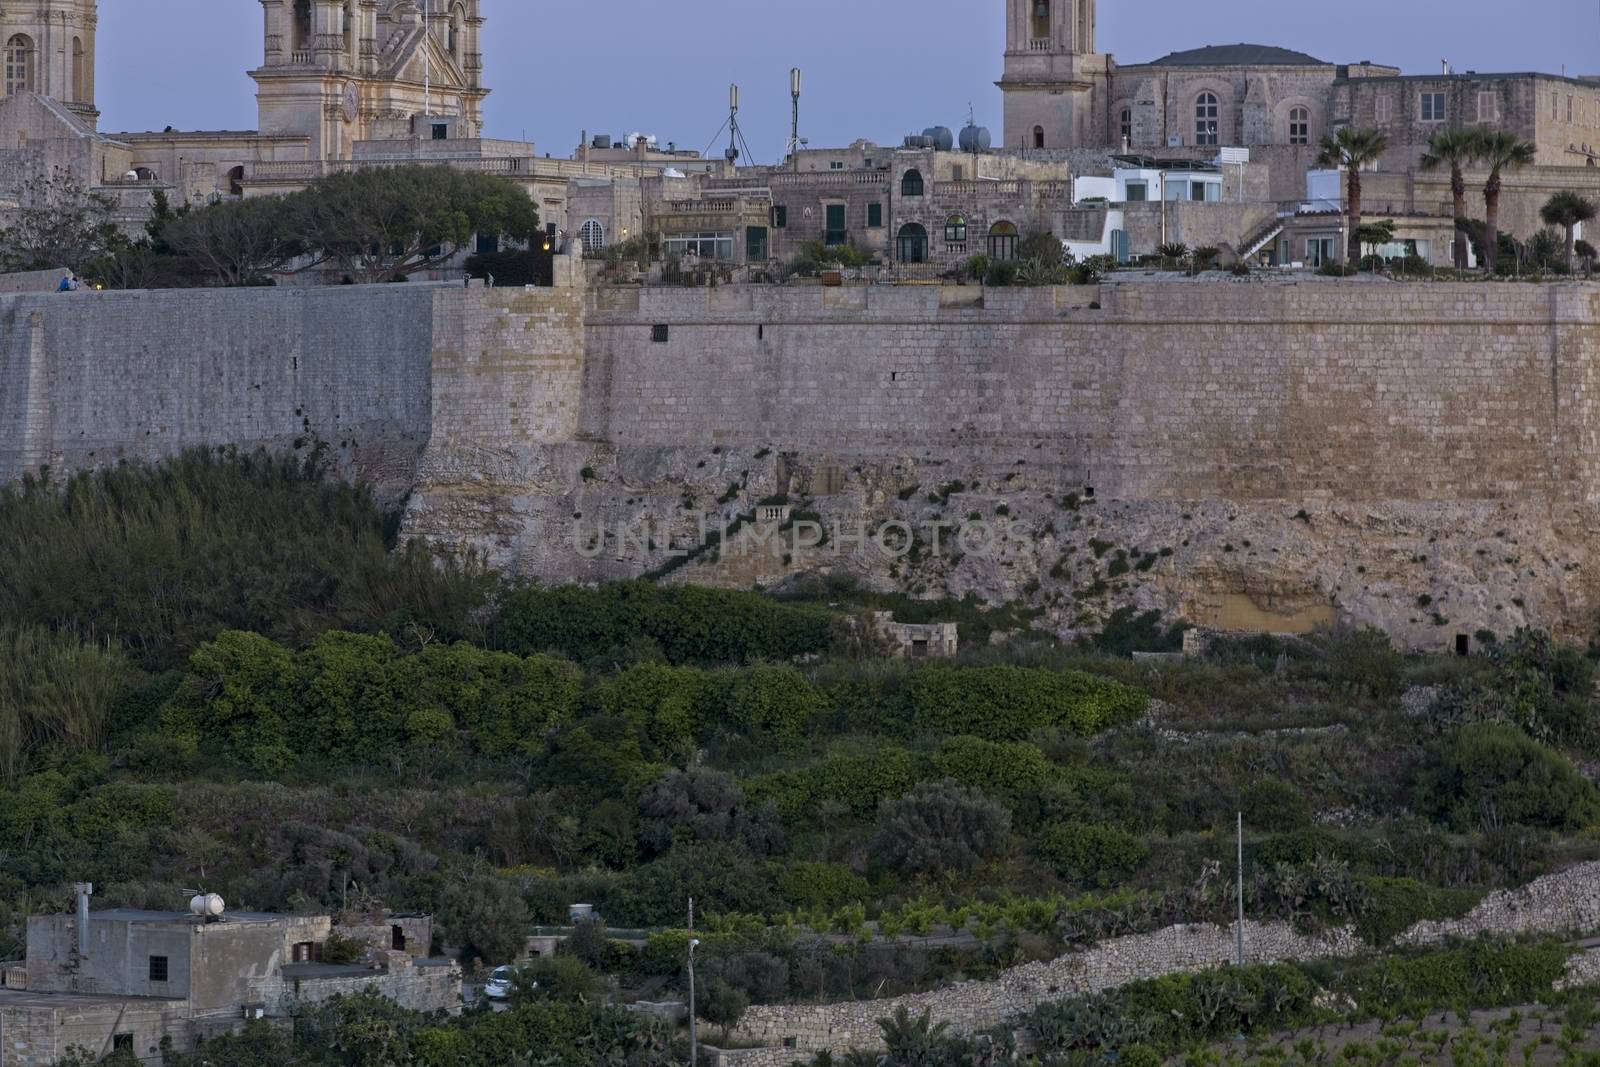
0, 891, 458, 1067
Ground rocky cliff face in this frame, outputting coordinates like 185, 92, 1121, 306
406, 439, 1600, 652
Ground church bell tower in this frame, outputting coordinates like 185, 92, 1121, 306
998, 0, 1106, 151
0, 0, 97, 120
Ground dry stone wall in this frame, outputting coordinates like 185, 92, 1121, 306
1396, 861, 1600, 946
728, 920, 1364, 1053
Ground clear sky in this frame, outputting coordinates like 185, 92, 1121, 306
100, 1, 1600, 158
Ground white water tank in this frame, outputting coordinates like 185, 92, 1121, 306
190, 893, 225, 919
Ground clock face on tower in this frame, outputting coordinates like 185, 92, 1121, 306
342, 83, 359, 124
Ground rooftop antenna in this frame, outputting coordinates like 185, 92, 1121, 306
788, 68, 802, 173
702, 82, 757, 168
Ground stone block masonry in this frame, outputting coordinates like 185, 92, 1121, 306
10, 270, 1600, 646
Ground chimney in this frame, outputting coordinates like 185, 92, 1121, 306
74, 882, 93, 958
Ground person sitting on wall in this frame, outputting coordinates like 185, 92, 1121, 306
57, 272, 73, 292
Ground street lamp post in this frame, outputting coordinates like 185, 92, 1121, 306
687, 936, 700, 1066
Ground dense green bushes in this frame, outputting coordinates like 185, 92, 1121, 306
491, 582, 833, 666
1417, 723, 1600, 830
0, 625, 134, 780
157, 630, 583, 774
1034, 823, 1148, 888
0, 450, 491, 671
900, 665, 1146, 740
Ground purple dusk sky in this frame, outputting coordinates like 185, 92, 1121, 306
100, 1, 1600, 159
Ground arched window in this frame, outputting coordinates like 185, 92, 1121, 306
1289, 106, 1309, 145
580, 219, 605, 253
1031, 0, 1051, 41
900, 169, 924, 197
449, 4, 465, 62
897, 223, 928, 263
226, 165, 246, 197
1033, 125, 1046, 149
71, 38, 85, 102
944, 215, 968, 246
5, 35, 34, 96
1120, 108, 1132, 144
988, 220, 1019, 261
293, 0, 312, 52
1195, 92, 1219, 146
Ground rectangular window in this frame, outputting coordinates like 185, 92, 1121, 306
1568, 95, 1575, 123
829, 161, 844, 170
1375, 94, 1393, 124
431, 123, 448, 140
1191, 181, 1207, 201
1420, 93, 1446, 122
148, 956, 168, 983
772, 205, 787, 228
1124, 181, 1147, 202
113, 1035, 133, 1052
824, 204, 846, 246
1477, 91, 1498, 122
866, 202, 883, 228
651, 324, 669, 343
1553, 92, 1560, 120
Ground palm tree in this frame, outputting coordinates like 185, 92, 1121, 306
877, 1006, 950, 1067
1475, 131, 1538, 274
1539, 190, 1598, 272
1316, 127, 1390, 265
1420, 129, 1480, 269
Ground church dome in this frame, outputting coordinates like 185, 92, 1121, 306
1143, 43, 1328, 67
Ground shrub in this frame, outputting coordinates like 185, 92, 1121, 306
492, 582, 833, 666
509, 955, 603, 1004
870, 779, 1012, 877
1415, 723, 1600, 830
715, 664, 824, 751
900, 666, 1146, 740
1242, 777, 1313, 832
0, 626, 137, 780
1035, 823, 1146, 887
437, 866, 531, 966
747, 747, 923, 821
775, 862, 870, 909
0, 450, 492, 671
930, 736, 1056, 807
1355, 876, 1483, 945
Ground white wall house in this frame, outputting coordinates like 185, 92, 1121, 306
1114, 167, 1223, 203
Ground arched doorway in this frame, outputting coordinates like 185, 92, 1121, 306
897, 223, 928, 263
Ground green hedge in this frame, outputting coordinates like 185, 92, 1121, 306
1417, 723, 1600, 830
900, 666, 1146, 741
1035, 823, 1147, 888
160, 630, 582, 774
491, 582, 833, 666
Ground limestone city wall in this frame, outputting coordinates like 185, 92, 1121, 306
577, 281, 1600, 505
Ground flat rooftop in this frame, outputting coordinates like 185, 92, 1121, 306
66, 909, 294, 925
0, 989, 184, 1010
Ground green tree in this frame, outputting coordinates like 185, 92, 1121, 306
1539, 190, 1597, 271
163, 196, 304, 286
289, 165, 541, 282
870, 779, 1011, 877
0, 626, 134, 780
1473, 130, 1538, 273
1316, 127, 1390, 265
1420, 128, 1481, 269
0, 169, 119, 273
436, 864, 532, 966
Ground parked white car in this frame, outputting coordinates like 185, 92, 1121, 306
484, 965, 515, 1000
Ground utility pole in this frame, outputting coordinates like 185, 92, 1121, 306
1236, 812, 1246, 967
688, 897, 698, 1067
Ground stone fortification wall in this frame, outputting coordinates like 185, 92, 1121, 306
0, 283, 446, 498
578, 281, 1600, 505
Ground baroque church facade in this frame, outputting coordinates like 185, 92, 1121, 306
0, 0, 488, 215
